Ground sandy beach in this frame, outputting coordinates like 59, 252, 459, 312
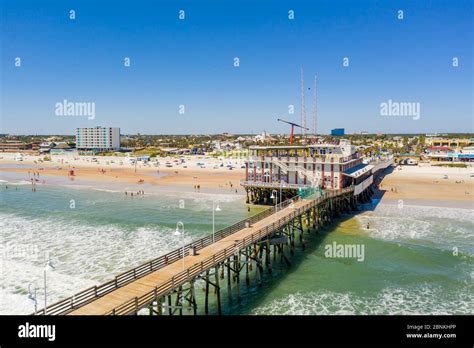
1, 154, 473, 207
376, 164, 474, 208
0, 153, 246, 195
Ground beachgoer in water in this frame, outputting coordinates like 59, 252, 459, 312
366, 222, 370, 229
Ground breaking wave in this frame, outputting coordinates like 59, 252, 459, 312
252, 285, 474, 315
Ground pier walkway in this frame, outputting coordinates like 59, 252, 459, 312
37, 187, 357, 316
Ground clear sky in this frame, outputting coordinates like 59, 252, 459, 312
1, 0, 472, 135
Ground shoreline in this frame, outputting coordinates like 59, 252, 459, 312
375, 197, 473, 210
1, 154, 473, 209
0, 154, 246, 196
374, 164, 473, 209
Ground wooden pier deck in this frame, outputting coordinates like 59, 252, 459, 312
36, 186, 363, 316
68, 199, 309, 315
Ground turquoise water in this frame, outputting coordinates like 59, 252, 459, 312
0, 174, 473, 315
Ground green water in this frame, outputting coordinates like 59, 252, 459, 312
0, 174, 472, 315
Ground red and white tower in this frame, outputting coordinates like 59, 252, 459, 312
300, 66, 306, 139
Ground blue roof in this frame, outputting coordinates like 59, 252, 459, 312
458, 154, 474, 159
343, 163, 373, 178
344, 163, 369, 175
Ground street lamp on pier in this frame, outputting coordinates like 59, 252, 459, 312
212, 202, 221, 243
174, 221, 185, 271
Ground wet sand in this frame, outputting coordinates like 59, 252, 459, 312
376, 164, 473, 208
0, 154, 246, 195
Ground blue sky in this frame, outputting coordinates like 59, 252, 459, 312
1, 0, 472, 135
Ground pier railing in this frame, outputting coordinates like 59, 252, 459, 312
240, 180, 312, 190
35, 195, 301, 315
36, 187, 353, 315
105, 186, 354, 315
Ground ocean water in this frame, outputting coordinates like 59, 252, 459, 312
0, 175, 473, 315
0, 175, 257, 314
239, 203, 474, 315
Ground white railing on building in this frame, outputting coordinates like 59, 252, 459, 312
272, 158, 321, 188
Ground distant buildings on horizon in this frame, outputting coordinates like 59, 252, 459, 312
76, 127, 121, 152
331, 128, 345, 136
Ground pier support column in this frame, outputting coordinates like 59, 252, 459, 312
176, 286, 183, 316
190, 280, 197, 315
245, 246, 250, 285
215, 265, 222, 315
204, 270, 210, 315
226, 258, 232, 298
256, 245, 263, 286
234, 253, 241, 301
167, 294, 172, 316
265, 240, 272, 274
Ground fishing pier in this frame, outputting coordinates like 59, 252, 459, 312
35, 184, 373, 316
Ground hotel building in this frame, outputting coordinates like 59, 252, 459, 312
76, 127, 120, 152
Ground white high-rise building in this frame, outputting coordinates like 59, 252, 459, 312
76, 127, 120, 151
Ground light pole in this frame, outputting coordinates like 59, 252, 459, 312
212, 201, 221, 243
43, 254, 55, 315
27, 283, 38, 315
174, 221, 185, 271
270, 189, 278, 211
